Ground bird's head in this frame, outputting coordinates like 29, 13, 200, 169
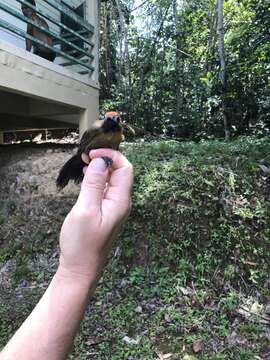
104, 111, 121, 124
102, 111, 122, 132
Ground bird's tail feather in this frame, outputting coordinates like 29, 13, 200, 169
56, 153, 84, 188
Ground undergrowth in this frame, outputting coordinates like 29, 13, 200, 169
1, 136, 270, 359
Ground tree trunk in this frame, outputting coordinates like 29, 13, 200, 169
138, 2, 171, 104
205, 5, 217, 72
217, 0, 230, 140
114, 0, 131, 115
173, 0, 183, 121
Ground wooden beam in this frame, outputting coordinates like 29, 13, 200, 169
0, 114, 77, 132
0, 132, 4, 144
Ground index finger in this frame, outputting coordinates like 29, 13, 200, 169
89, 148, 133, 201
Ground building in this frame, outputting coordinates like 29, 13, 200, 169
0, 0, 99, 143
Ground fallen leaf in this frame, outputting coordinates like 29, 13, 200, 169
251, 301, 263, 314
192, 340, 203, 353
164, 314, 172, 323
123, 336, 139, 345
163, 354, 173, 359
135, 305, 143, 313
237, 306, 251, 319
156, 352, 173, 359
244, 260, 258, 266
179, 286, 192, 296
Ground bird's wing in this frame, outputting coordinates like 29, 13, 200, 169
122, 122, 135, 136
79, 121, 104, 153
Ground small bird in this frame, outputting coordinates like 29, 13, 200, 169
56, 111, 124, 188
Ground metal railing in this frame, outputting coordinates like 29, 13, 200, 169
0, 0, 95, 76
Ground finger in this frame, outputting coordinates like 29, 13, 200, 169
89, 149, 133, 193
90, 149, 133, 219
76, 158, 109, 211
81, 153, 90, 164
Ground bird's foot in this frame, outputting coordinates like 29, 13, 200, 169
102, 156, 114, 167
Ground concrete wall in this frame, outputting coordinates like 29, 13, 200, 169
0, 0, 99, 143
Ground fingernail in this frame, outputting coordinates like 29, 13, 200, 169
102, 156, 113, 167
90, 158, 107, 172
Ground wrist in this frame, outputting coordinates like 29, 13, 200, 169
56, 257, 104, 289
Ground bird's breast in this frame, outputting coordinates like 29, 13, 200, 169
90, 130, 123, 150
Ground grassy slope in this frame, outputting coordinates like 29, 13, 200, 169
1, 137, 270, 359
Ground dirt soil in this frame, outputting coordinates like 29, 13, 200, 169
0, 143, 81, 294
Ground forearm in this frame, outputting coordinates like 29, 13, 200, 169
0, 265, 100, 360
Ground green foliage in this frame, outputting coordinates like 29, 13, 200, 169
99, 0, 270, 139
70, 138, 270, 358
122, 137, 270, 290
1, 139, 270, 359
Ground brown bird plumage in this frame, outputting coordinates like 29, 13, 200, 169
56, 112, 124, 188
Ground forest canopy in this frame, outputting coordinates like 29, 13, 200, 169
99, 0, 270, 140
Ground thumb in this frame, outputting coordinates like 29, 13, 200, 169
76, 158, 109, 211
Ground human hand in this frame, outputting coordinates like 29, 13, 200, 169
58, 149, 133, 280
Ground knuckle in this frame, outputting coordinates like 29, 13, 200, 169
82, 178, 105, 192
125, 160, 133, 171
71, 205, 98, 222
123, 162, 134, 177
